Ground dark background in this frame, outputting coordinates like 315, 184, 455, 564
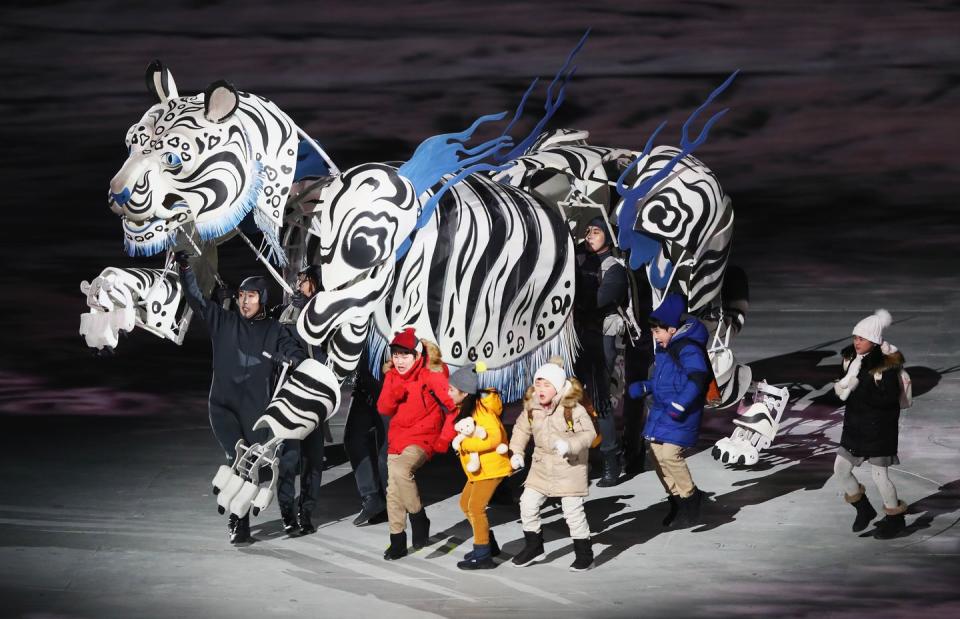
0, 0, 957, 415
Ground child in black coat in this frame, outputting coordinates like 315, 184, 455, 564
833, 309, 909, 539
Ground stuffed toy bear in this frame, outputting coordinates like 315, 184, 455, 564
452, 417, 508, 473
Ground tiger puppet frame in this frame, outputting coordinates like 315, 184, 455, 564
79, 42, 754, 520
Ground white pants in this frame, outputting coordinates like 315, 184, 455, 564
833, 454, 899, 509
519, 487, 590, 539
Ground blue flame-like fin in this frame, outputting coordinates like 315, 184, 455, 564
397, 112, 512, 196
495, 29, 590, 162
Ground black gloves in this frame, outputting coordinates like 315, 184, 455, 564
290, 291, 310, 310
272, 351, 303, 367
173, 250, 192, 270
212, 284, 235, 306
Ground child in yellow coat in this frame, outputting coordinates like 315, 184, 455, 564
446, 362, 512, 570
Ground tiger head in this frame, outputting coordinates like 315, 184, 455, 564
109, 61, 298, 260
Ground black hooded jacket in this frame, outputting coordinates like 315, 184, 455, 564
575, 246, 628, 333
181, 266, 306, 417
839, 344, 905, 458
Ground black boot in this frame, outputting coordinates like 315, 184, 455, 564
873, 501, 907, 539
352, 494, 386, 527
847, 487, 877, 533
596, 451, 622, 488
230, 514, 251, 544
298, 510, 316, 535
687, 488, 704, 524
662, 495, 679, 527
228, 514, 239, 535
569, 538, 594, 571
281, 505, 298, 535
674, 488, 703, 528
457, 544, 496, 570
409, 509, 431, 550
511, 531, 545, 567
383, 531, 407, 560
873, 514, 906, 539
624, 451, 645, 477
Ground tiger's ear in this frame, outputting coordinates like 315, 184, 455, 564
145, 60, 179, 103
203, 80, 240, 124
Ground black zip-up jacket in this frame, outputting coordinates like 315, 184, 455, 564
181, 266, 306, 417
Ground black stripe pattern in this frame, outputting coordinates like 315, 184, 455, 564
255, 359, 341, 440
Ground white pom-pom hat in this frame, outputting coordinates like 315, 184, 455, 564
534, 361, 567, 395
853, 309, 893, 345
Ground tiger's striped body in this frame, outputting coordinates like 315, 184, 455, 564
292, 155, 578, 401
373, 173, 577, 401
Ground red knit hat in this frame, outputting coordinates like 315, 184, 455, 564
390, 327, 419, 353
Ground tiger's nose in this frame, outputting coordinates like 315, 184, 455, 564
111, 188, 132, 206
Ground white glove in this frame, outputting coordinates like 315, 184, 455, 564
845, 355, 862, 380
837, 355, 862, 389
510, 453, 525, 470
835, 355, 862, 401
554, 438, 570, 457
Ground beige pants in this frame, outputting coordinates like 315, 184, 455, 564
386, 445, 429, 534
650, 442, 695, 498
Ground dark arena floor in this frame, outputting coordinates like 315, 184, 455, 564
0, 2, 958, 618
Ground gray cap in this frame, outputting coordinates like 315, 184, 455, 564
449, 363, 479, 394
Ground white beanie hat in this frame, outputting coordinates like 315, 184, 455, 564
852, 309, 892, 345
534, 360, 567, 395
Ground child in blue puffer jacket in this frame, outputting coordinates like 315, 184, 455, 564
628, 293, 710, 528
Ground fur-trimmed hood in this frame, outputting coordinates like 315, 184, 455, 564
842, 343, 905, 375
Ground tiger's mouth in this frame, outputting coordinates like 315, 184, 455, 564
149, 192, 191, 223
162, 193, 184, 210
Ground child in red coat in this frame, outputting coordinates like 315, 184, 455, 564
378, 327, 456, 560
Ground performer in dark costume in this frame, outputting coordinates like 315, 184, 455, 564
276, 265, 326, 535
176, 251, 306, 543
574, 217, 629, 487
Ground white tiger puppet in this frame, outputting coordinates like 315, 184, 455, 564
80, 60, 336, 352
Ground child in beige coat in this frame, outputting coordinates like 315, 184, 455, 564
509, 358, 597, 571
